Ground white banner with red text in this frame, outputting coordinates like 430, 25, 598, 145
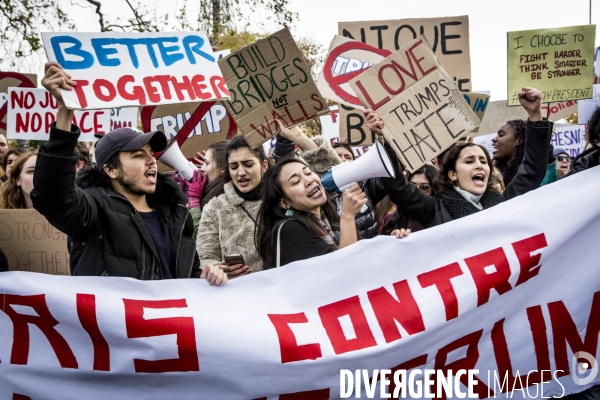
0, 166, 599, 399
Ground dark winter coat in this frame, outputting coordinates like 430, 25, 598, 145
565, 147, 600, 178
31, 124, 201, 280
382, 119, 552, 228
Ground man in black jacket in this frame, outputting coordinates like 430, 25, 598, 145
31, 61, 226, 284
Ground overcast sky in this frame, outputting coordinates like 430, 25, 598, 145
7, 0, 600, 101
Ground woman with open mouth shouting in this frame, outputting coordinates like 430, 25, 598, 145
365, 87, 552, 228
196, 127, 342, 277
255, 157, 369, 269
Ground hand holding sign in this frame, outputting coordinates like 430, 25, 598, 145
42, 61, 76, 104
363, 109, 384, 135
41, 61, 75, 131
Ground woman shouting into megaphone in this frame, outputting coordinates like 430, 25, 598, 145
365, 87, 552, 229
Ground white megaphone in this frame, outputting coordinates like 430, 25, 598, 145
157, 140, 198, 181
321, 141, 396, 193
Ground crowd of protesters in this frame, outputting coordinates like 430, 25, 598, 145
0, 62, 597, 274
0, 51, 599, 399
0, 62, 598, 283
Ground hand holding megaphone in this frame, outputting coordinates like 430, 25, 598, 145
341, 184, 368, 217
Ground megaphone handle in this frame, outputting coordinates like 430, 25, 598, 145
341, 183, 368, 214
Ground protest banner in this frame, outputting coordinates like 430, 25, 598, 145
507, 25, 596, 106
0, 71, 37, 136
7, 88, 109, 141
1, 166, 599, 399
0, 209, 69, 275
218, 28, 329, 149
140, 101, 237, 172
42, 32, 229, 110
349, 36, 480, 172
577, 84, 600, 124
320, 106, 369, 158
339, 15, 472, 92
552, 122, 587, 157
110, 107, 138, 130
317, 35, 390, 108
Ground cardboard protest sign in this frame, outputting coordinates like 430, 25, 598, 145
338, 105, 376, 146
42, 32, 229, 110
577, 84, 600, 123
507, 25, 596, 106
316, 35, 390, 108
552, 122, 587, 157
349, 36, 480, 172
218, 28, 328, 148
0, 71, 37, 136
7, 88, 109, 141
0, 209, 69, 275
339, 15, 472, 92
462, 92, 490, 122
110, 107, 138, 130
542, 99, 578, 120
476, 100, 529, 138
319, 106, 368, 158
141, 101, 237, 172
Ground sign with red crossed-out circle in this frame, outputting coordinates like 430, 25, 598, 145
317, 36, 391, 108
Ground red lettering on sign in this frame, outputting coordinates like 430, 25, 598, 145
72, 80, 90, 108
118, 75, 147, 105
0, 294, 78, 368
464, 247, 512, 306
549, 291, 600, 377
123, 298, 199, 373
267, 313, 322, 363
76, 294, 110, 371
318, 296, 377, 355
513, 233, 547, 286
433, 330, 490, 399
418, 262, 463, 321
367, 280, 425, 343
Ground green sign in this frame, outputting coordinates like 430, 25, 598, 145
507, 25, 595, 106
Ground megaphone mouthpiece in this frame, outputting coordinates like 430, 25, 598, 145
157, 140, 198, 182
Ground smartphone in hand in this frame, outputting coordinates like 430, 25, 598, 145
224, 254, 245, 266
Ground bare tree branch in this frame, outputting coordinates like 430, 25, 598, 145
125, 0, 152, 31
83, 0, 106, 31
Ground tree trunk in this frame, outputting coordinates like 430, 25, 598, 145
212, 0, 221, 46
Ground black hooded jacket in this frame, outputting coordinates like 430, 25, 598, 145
31, 124, 201, 280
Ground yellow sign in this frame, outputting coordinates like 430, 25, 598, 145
507, 25, 596, 106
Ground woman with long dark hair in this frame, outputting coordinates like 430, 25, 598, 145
197, 131, 342, 276
365, 87, 552, 228
256, 158, 367, 269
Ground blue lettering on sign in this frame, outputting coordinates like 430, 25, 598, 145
91, 38, 120, 67
51, 36, 94, 69
183, 35, 215, 64
51, 35, 215, 69
156, 37, 184, 66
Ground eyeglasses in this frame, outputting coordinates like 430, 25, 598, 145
557, 155, 571, 162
